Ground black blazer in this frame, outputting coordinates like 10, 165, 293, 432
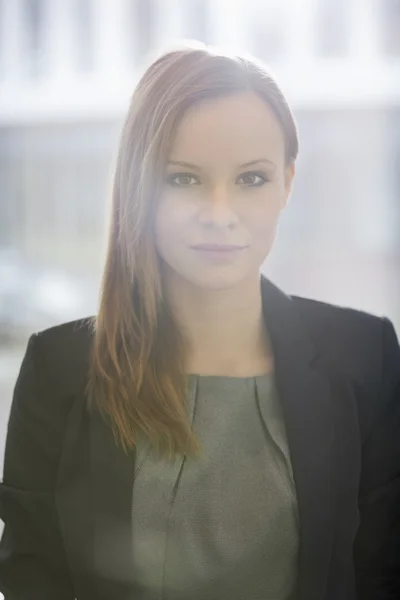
0, 277, 399, 600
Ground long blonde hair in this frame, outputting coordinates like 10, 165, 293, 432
87, 42, 299, 461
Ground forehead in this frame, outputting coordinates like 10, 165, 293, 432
168, 91, 285, 166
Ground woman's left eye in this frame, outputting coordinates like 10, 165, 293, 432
237, 172, 268, 187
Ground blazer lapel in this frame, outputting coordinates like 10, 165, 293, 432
261, 276, 336, 600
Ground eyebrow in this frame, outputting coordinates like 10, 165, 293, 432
167, 158, 277, 170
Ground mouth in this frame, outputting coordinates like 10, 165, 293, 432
190, 244, 248, 262
191, 244, 248, 251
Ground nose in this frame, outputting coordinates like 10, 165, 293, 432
197, 184, 238, 228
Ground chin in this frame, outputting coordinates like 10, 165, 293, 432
184, 268, 253, 291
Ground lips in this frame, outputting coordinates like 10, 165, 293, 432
191, 244, 247, 251
190, 244, 248, 262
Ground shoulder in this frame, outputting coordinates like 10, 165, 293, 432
291, 294, 387, 345
291, 294, 399, 389
263, 278, 396, 360
5, 318, 95, 487
32, 316, 95, 393
35, 315, 94, 349
15, 317, 93, 409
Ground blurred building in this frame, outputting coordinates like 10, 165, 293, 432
0, 0, 399, 337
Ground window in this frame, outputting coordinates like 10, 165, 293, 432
23, 0, 46, 77
74, 0, 94, 72
315, 0, 351, 57
248, 3, 286, 64
184, 0, 210, 43
130, 0, 155, 66
0, 0, 4, 79
380, 0, 400, 57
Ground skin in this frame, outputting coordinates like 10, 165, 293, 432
154, 91, 295, 376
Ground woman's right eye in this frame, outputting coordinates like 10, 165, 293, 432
167, 173, 200, 187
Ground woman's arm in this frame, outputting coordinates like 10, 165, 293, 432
0, 335, 75, 599
354, 317, 400, 599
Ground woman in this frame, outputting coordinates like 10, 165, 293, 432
0, 43, 399, 600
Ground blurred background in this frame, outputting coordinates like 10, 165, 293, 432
0, 0, 399, 473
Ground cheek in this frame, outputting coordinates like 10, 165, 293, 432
153, 195, 191, 253
241, 194, 283, 260
242, 193, 282, 235
249, 216, 279, 256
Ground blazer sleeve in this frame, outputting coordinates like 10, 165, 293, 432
354, 317, 400, 599
0, 334, 75, 599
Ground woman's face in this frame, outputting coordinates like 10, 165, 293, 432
154, 91, 295, 290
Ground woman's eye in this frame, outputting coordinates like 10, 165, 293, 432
167, 173, 200, 187
237, 172, 268, 187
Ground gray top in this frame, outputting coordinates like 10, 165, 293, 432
132, 373, 300, 600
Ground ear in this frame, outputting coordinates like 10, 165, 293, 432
281, 162, 295, 209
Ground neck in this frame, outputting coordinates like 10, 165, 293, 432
162, 271, 273, 376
